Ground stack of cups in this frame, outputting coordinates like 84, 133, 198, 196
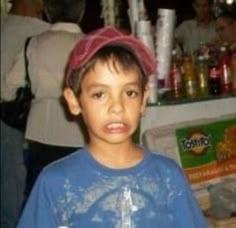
128, 0, 148, 34
135, 20, 157, 104
137, 0, 148, 21
135, 20, 154, 50
127, 0, 139, 34
102, 0, 115, 26
155, 8, 176, 93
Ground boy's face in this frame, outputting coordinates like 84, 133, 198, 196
64, 59, 150, 145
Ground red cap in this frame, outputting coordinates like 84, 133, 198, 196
66, 26, 156, 84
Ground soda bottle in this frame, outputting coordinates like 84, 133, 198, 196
182, 55, 198, 99
218, 45, 233, 95
230, 52, 236, 93
208, 63, 221, 96
196, 55, 209, 97
207, 47, 221, 96
169, 49, 184, 99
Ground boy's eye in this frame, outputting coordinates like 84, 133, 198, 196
91, 91, 104, 99
126, 90, 139, 97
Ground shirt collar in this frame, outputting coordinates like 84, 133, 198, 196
196, 18, 215, 28
50, 22, 82, 34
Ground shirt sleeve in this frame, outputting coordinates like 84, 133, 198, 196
17, 170, 58, 228
1, 49, 26, 101
170, 165, 208, 228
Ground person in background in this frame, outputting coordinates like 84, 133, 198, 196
0, 1, 49, 227
1, 0, 86, 203
17, 26, 208, 228
214, 10, 236, 51
175, 0, 217, 55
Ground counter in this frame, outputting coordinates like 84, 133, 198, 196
140, 96, 236, 140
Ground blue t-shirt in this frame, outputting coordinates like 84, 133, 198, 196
17, 148, 208, 228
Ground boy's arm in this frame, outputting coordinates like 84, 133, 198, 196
17, 171, 58, 228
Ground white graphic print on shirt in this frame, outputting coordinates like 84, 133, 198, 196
54, 174, 176, 228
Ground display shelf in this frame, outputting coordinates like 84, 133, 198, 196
148, 93, 236, 107
140, 96, 236, 139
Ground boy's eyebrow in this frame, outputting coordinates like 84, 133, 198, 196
86, 83, 109, 90
86, 82, 141, 89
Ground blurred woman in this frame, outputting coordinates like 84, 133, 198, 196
2, 0, 86, 201
175, 0, 217, 55
215, 10, 236, 51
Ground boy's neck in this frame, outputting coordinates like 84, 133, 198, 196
88, 142, 145, 169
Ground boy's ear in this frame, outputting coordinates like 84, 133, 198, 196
140, 85, 150, 113
63, 88, 81, 115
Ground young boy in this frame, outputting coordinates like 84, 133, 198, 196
17, 26, 208, 228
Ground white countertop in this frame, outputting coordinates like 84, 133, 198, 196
140, 97, 236, 137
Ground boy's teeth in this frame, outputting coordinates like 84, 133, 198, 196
107, 123, 124, 128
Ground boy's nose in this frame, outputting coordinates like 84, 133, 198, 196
109, 97, 124, 114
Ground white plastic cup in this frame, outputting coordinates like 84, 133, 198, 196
135, 20, 152, 36
128, 0, 139, 34
155, 8, 176, 88
137, 34, 155, 54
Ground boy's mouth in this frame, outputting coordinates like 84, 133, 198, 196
104, 122, 129, 134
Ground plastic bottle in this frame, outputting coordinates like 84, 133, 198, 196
208, 52, 221, 96
231, 52, 236, 93
208, 64, 221, 96
196, 55, 209, 97
218, 45, 233, 95
182, 55, 198, 99
169, 49, 184, 99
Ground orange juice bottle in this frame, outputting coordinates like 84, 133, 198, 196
182, 55, 198, 99
196, 55, 208, 97
169, 49, 184, 99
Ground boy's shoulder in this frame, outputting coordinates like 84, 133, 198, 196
41, 148, 87, 178
147, 150, 183, 175
148, 150, 179, 166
